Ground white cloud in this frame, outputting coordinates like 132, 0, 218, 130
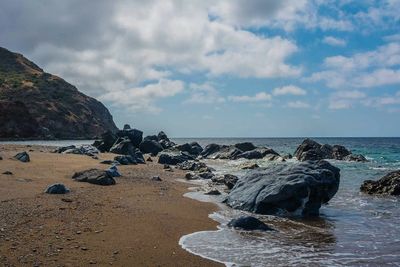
306, 42, 400, 89
384, 34, 400, 42
329, 100, 351, 110
272, 85, 307, 96
185, 83, 225, 104
328, 90, 366, 110
98, 79, 184, 113
228, 92, 272, 102
322, 36, 347, 47
286, 101, 310, 108
333, 90, 366, 99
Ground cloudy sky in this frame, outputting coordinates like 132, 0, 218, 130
1, 0, 399, 137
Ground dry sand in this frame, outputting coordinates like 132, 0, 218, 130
0, 145, 222, 266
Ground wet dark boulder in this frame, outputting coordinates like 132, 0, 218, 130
14, 151, 30, 162
225, 160, 340, 216
223, 174, 239, 189
143, 135, 159, 142
227, 216, 273, 231
123, 124, 131, 130
235, 148, 279, 160
139, 139, 163, 155
176, 161, 212, 172
213, 146, 242, 160
200, 143, 225, 158
344, 154, 368, 162
110, 138, 135, 155
72, 169, 116, 186
241, 163, 259, 170
45, 183, 70, 194
157, 131, 169, 141
175, 142, 203, 156
332, 145, 351, 160
234, 142, 256, 152
361, 170, 400, 195
159, 139, 176, 149
158, 152, 194, 165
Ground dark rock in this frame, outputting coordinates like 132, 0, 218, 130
163, 164, 171, 169
123, 124, 131, 130
227, 216, 273, 231
100, 160, 115, 165
159, 139, 176, 149
133, 149, 145, 164
225, 160, 340, 216
0, 155, 2, 160
143, 135, 159, 142
175, 142, 203, 156
344, 154, 368, 162
110, 138, 135, 155
200, 143, 225, 158
223, 174, 239, 189
241, 163, 259, 170
14, 151, 30, 162
72, 169, 116, 186
283, 153, 293, 160
106, 165, 121, 177
176, 161, 212, 172
198, 171, 215, 179
361, 170, 400, 195
2, 171, 13, 175
151, 176, 162, 182
185, 172, 197, 180
146, 157, 153, 162
157, 131, 169, 141
294, 139, 364, 162
205, 189, 221, 195
114, 155, 137, 165
122, 129, 143, 147
235, 148, 279, 160
234, 142, 256, 152
158, 152, 194, 165
210, 146, 242, 160
45, 183, 70, 194
139, 140, 163, 155
93, 131, 117, 152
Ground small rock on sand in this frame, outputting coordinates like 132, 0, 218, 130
2, 171, 13, 175
151, 176, 162, 181
14, 151, 30, 162
45, 183, 70, 194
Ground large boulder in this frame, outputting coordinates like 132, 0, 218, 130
93, 131, 117, 152
139, 139, 163, 155
72, 169, 116, 186
234, 148, 279, 160
294, 139, 365, 162
344, 154, 367, 162
157, 131, 169, 141
175, 142, 203, 156
228, 216, 273, 231
234, 142, 256, 152
116, 128, 143, 147
212, 146, 242, 160
158, 152, 194, 165
200, 143, 225, 158
360, 170, 400, 195
225, 160, 340, 216
110, 138, 135, 155
14, 151, 30, 162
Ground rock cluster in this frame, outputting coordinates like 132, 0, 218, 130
225, 160, 340, 216
360, 170, 400, 195
294, 139, 367, 162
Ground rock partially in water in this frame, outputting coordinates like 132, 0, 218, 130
177, 161, 212, 172
72, 169, 116, 186
234, 148, 279, 160
45, 183, 70, 194
294, 138, 366, 162
360, 170, 400, 195
205, 189, 221, 195
225, 160, 340, 216
200, 143, 225, 158
241, 163, 259, 170
234, 142, 256, 152
14, 151, 30, 162
158, 152, 194, 165
223, 174, 239, 189
227, 216, 273, 231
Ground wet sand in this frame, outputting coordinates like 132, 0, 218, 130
0, 145, 222, 266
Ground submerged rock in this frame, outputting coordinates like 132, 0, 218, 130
360, 170, 400, 195
72, 169, 116, 186
45, 183, 70, 194
227, 216, 273, 231
14, 151, 30, 162
225, 160, 340, 216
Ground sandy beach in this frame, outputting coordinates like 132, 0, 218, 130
0, 145, 222, 266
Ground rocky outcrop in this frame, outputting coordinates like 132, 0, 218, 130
0, 47, 118, 139
360, 170, 400, 195
227, 216, 273, 231
72, 169, 116, 186
225, 160, 340, 216
294, 139, 367, 162
158, 151, 194, 165
175, 142, 203, 157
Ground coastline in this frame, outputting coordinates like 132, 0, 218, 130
0, 144, 223, 266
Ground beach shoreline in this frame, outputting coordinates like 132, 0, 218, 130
0, 144, 222, 266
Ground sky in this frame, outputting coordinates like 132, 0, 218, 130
0, 0, 399, 137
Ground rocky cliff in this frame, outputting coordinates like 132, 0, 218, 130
0, 47, 118, 139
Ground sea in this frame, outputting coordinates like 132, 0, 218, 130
2, 137, 400, 266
